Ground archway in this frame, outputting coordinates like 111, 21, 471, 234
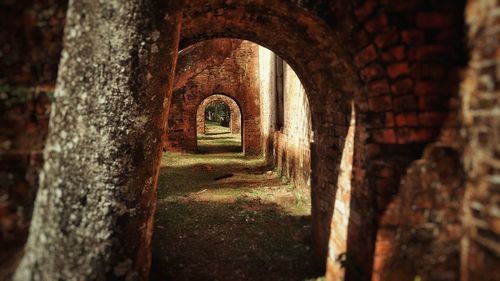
179, 3, 361, 277
196, 94, 243, 153
165, 40, 262, 156
177, 2, 467, 280
152, 40, 318, 280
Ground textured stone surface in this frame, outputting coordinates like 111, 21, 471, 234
12, 0, 183, 280
461, 0, 500, 280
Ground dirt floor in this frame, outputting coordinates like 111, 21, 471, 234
151, 125, 322, 281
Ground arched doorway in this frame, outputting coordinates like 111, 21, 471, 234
178, 4, 361, 278
151, 40, 317, 280
196, 94, 243, 153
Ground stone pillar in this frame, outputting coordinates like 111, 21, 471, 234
14, 1, 182, 280
461, 1, 500, 281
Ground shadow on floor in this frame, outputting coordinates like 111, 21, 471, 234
150, 152, 321, 281
196, 132, 242, 154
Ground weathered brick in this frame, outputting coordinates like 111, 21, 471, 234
387, 62, 410, 79
354, 1, 378, 21
382, 45, 406, 62
368, 79, 391, 96
365, 13, 389, 33
395, 112, 419, 127
391, 78, 414, 95
416, 12, 455, 29
409, 128, 436, 142
396, 127, 411, 143
355, 44, 378, 66
369, 96, 393, 112
402, 30, 426, 45
375, 32, 400, 49
361, 64, 386, 81
372, 129, 397, 143
385, 112, 395, 127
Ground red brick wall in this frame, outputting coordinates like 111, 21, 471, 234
338, 1, 468, 280
273, 63, 312, 193
0, 0, 66, 255
371, 146, 463, 281
258, 46, 277, 159
258, 48, 312, 203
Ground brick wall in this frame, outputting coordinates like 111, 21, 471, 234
258, 47, 312, 194
339, 1, 468, 279
274, 63, 312, 192
372, 145, 463, 281
258, 46, 277, 159
0, 0, 66, 258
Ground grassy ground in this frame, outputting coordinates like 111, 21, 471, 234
197, 122, 242, 154
151, 126, 321, 281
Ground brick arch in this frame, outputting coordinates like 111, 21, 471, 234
196, 94, 242, 136
343, 2, 468, 281
180, 0, 361, 116
178, 1, 468, 280
179, 2, 363, 273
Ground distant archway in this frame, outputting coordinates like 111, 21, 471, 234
165, 40, 262, 156
196, 94, 243, 153
197, 94, 241, 135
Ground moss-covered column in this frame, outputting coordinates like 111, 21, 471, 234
14, 0, 182, 280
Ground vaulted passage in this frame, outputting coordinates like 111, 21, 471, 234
155, 39, 316, 280
1, 1, 499, 281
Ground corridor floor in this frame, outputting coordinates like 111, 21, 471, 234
151, 129, 320, 281
196, 121, 243, 154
